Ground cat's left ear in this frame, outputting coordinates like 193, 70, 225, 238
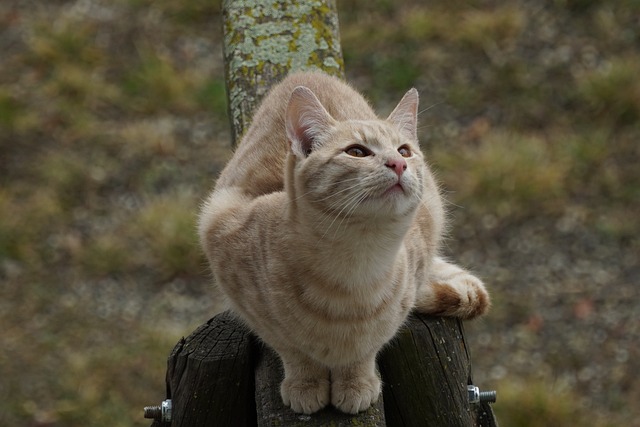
286, 86, 335, 158
387, 88, 419, 142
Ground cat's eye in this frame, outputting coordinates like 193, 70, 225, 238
398, 145, 412, 158
345, 145, 372, 158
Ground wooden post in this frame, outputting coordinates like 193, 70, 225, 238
379, 315, 498, 426
156, 1, 498, 426
164, 312, 255, 427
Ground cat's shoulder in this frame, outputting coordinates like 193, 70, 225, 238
279, 70, 346, 89
265, 71, 351, 102
272, 71, 375, 121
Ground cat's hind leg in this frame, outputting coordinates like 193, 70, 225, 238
210, 280, 229, 316
330, 354, 381, 414
415, 257, 490, 319
279, 349, 331, 414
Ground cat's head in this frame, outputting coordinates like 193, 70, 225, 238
285, 85, 430, 221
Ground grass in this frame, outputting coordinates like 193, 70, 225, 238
492, 376, 621, 427
434, 131, 571, 219
1, 0, 638, 426
577, 56, 640, 126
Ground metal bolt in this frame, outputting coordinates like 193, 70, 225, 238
467, 385, 497, 404
144, 399, 172, 423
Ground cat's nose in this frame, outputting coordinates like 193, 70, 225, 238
385, 158, 407, 177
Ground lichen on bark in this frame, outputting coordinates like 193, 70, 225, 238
222, 0, 344, 143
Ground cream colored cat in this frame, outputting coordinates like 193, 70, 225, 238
198, 71, 489, 415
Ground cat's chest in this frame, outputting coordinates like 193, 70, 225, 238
294, 290, 412, 365
285, 262, 414, 360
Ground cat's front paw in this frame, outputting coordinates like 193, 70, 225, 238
331, 371, 381, 414
281, 376, 330, 414
431, 274, 490, 319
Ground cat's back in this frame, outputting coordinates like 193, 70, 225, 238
215, 71, 377, 197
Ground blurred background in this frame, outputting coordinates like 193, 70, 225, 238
0, 0, 638, 425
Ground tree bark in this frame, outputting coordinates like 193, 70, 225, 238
222, 0, 343, 144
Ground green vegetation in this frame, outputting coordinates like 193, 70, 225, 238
0, 0, 638, 426
340, 0, 639, 236
493, 376, 619, 427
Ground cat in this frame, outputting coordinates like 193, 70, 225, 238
198, 71, 489, 415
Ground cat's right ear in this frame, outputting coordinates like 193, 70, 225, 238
286, 86, 335, 158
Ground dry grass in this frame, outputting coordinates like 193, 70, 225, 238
1, 0, 638, 426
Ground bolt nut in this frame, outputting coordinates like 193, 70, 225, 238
467, 385, 497, 404
144, 399, 172, 422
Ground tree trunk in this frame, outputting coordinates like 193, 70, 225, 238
222, 0, 343, 144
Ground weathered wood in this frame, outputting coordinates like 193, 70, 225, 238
255, 345, 386, 427
166, 312, 255, 427
380, 314, 473, 426
380, 313, 498, 426
472, 403, 499, 427
222, 0, 344, 144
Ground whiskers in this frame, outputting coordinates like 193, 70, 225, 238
416, 190, 440, 218
312, 175, 380, 246
417, 102, 442, 117
289, 175, 363, 204
415, 102, 442, 134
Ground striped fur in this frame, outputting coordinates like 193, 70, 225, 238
199, 71, 489, 415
